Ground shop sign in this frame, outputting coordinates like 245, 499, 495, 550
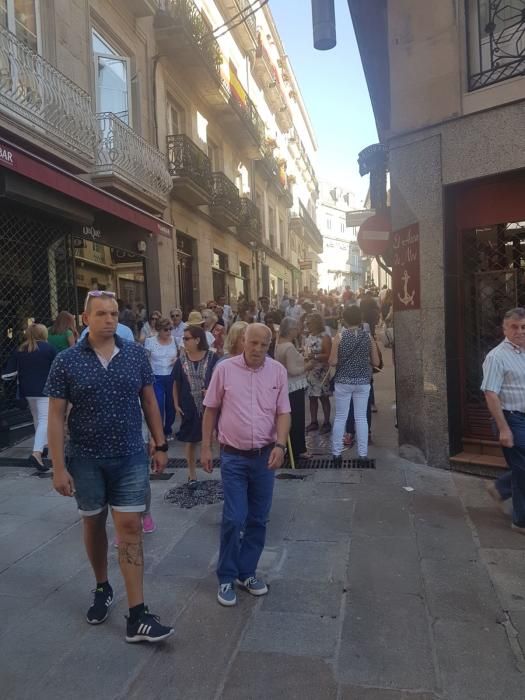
392, 223, 420, 312
299, 260, 313, 270
82, 225, 102, 241
0, 144, 14, 167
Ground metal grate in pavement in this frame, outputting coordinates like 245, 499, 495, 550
286, 458, 376, 469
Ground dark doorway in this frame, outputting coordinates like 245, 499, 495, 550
177, 232, 195, 317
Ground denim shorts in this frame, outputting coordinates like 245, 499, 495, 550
68, 450, 149, 516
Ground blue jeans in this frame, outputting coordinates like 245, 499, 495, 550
154, 374, 175, 437
497, 411, 525, 526
217, 447, 275, 584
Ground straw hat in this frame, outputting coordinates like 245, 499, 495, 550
186, 311, 205, 326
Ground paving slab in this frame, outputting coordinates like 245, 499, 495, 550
126, 577, 254, 700
352, 490, 412, 538
286, 497, 353, 542
433, 618, 525, 700
508, 610, 525, 654
466, 506, 525, 549
480, 548, 525, 611
153, 518, 219, 579
337, 589, 436, 691
221, 652, 338, 700
313, 470, 362, 484
348, 534, 423, 596
240, 610, 338, 657
339, 689, 438, 700
278, 540, 349, 582
261, 578, 342, 617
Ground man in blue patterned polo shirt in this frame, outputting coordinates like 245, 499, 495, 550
46, 291, 174, 644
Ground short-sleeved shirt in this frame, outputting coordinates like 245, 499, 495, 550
203, 353, 291, 450
47, 329, 74, 353
481, 339, 525, 411
145, 336, 178, 375
44, 334, 154, 458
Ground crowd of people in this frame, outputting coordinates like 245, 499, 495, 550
0, 284, 392, 640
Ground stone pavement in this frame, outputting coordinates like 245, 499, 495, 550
1, 352, 525, 699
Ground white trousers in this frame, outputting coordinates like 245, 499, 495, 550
26, 397, 49, 453
332, 383, 371, 458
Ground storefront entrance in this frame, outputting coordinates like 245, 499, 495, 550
448, 173, 525, 460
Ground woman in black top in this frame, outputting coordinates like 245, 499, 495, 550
2, 324, 57, 471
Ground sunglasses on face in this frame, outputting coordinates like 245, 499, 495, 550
160, 326, 173, 331
183, 336, 195, 341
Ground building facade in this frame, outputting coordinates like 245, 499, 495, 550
0, 0, 319, 444
317, 181, 364, 292
349, 0, 525, 471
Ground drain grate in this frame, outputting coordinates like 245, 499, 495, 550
150, 473, 174, 481
167, 458, 221, 469
286, 458, 376, 470
276, 473, 307, 480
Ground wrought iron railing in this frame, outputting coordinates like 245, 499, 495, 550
292, 201, 323, 251
94, 113, 171, 200
167, 133, 212, 193
467, 0, 525, 89
227, 86, 265, 145
162, 0, 222, 81
239, 197, 261, 236
235, 0, 256, 36
0, 25, 97, 160
210, 171, 241, 216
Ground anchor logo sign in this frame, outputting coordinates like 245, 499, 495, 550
397, 269, 416, 307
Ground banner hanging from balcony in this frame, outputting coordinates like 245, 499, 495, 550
229, 66, 247, 107
392, 223, 420, 312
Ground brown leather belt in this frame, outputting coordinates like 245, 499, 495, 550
220, 443, 274, 457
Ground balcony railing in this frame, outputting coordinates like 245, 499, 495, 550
291, 201, 323, 253
159, 0, 222, 82
227, 85, 265, 146
167, 133, 211, 194
0, 25, 97, 161
238, 197, 261, 237
467, 0, 525, 90
94, 113, 171, 202
210, 171, 241, 217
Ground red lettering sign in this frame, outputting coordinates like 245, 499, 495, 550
392, 223, 420, 312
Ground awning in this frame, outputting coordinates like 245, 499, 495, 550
0, 138, 172, 237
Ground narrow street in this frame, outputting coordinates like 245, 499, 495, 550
1, 354, 524, 700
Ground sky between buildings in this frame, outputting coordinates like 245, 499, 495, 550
270, 0, 378, 206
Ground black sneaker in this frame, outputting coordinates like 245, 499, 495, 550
86, 585, 114, 625
125, 609, 174, 644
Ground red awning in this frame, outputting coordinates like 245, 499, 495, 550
0, 138, 172, 237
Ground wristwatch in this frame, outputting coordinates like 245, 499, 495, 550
154, 443, 169, 452
275, 442, 287, 452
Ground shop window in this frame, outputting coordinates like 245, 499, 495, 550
92, 29, 131, 125
1, 0, 40, 52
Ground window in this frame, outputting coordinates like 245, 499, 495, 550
208, 138, 221, 171
467, 0, 525, 90
326, 216, 332, 230
92, 29, 131, 124
268, 206, 275, 244
256, 190, 265, 234
340, 221, 345, 233
167, 99, 185, 136
213, 250, 228, 271
1, 0, 40, 52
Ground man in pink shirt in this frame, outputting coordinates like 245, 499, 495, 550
201, 324, 291, 607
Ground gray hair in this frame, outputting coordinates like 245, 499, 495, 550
279, 316, 299, 338
504, 307, 525, 320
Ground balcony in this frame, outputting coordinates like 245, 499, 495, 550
154, 0, 223, 102
167, 133, 211, 206
211, 77, 265, 159
258, 151, 293, 207
290, 201, 323, 254
288, 128, 318, 194
216, 0, 257, 53
210, 171, 241, 228
0, 25, 97, 166
128, 0, 162, 16
237, 197, 261, 243
92, 113, 171, 212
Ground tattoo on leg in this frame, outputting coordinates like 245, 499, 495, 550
118, 541, 144, 567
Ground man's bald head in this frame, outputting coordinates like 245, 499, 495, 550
244, 323, 272, 368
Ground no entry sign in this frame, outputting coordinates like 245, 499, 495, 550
357, 212, 391, 257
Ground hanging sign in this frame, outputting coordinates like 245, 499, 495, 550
392, 223, 420, 312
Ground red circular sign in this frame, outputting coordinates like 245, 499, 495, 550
357, 212, 391, 256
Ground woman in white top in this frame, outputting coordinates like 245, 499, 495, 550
139, 310, 161, 343
144, 317, 179, 439
274, 317, 314, 461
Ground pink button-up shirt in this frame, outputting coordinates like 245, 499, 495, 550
203, 353, 291, 450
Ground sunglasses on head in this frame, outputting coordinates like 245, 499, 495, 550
87, 290, 116, 299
